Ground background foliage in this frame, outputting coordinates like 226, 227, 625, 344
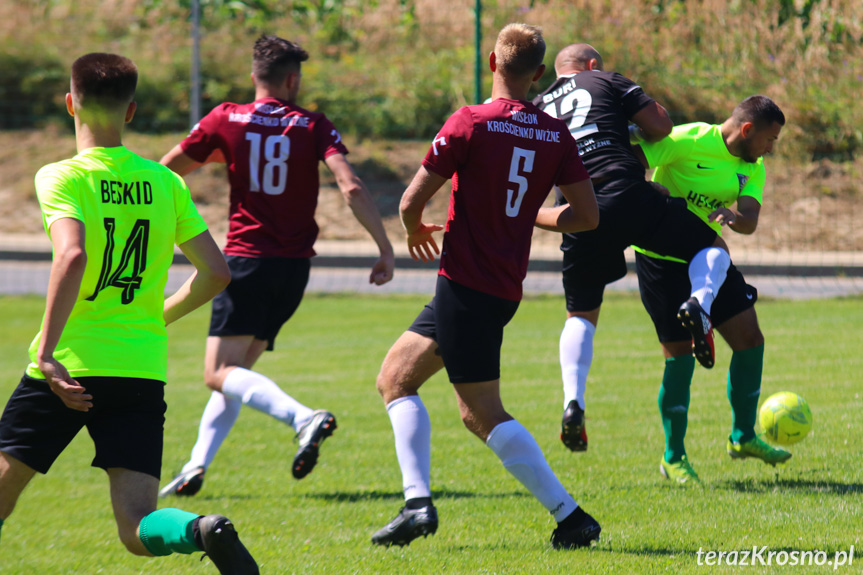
1, 0, 861, 160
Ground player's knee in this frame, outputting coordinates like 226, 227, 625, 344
376, 363, 395, 398
749, 330, 765, 349
118, 527, 149, 556
459, 410, 483, 437
203, 365, 230, 391
203, 375, 220, 391
376, 363, 413, 403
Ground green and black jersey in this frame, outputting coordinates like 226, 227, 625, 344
636, 122, 766, 261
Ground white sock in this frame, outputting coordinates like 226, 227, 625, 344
183, 391, 241, 472
486, 420, 578, 522
221, 367, 314, 431
560, 317, 595, 410
688, 247, 731, 316
387, 396, 432, 501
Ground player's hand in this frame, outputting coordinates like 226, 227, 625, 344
369, 253, 395, 286
406, 223, 444, 263
709, 208, 736, 227
648, 181, 670, 196
38, 357, 93, 412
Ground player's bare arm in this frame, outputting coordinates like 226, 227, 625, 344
400, 165, 446, 263
536, 178, 599, 233
710, 195, 761, 235
629, 101, 673, 143
160, 144, 207, 176
39, 217, 93, 412
324, 153, 395, 285
164, 230, 231, 326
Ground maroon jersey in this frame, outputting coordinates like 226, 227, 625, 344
181, 97, 348, 258
423, 99, 589, 301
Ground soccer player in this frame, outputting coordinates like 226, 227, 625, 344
0, 53, 258, 573
158, 35, 395, 496
532, 44, 731, 452
633, 95, 791, 484
371, 24, 602, 550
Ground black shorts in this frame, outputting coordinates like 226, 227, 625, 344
0, 375, 166, 477
408, 275, 519, 384
561, 178, 717, 312
209, 256, 311, 351
635, 253, 758, 343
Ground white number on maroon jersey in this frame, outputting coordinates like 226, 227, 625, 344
245, 133, 290, 195
506, 147, 535, 217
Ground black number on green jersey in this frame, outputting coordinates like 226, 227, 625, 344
87, 218, 150, 305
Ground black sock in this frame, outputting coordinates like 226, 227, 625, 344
405, 497, 433, 510
192, 516, 204, 550
557, 506, 587, 528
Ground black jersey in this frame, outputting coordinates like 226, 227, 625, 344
532, 69, 654, 184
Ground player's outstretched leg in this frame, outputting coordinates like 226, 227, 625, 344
159, 466, 206, 497
371, 502, 439, 547
550, 507, 602, 549
560, 400, 588, 452
292, 410, 337, 479
198, 514, 259, 575
677, 297, 715, 368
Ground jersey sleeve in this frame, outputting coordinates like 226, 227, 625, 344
180, 105, 226, 163
171, 171, 209, 245
640, 124, 698, 169
421, 107, 472, 179
611, 72, 654, 119
34, 163, 84, 235
314, 115, 350, 161
740, 161, 766, 203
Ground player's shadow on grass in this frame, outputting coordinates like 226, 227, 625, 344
718, 477, 862, 495
306, 487, 531, 503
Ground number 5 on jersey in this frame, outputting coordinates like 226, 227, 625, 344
507, 147, 535, 217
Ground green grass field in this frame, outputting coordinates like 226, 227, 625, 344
0, 292, 860, 574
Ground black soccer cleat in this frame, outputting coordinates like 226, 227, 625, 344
159, 466, 205, 497
198, 514, 259, 575
561, 400, 588, 452
292, 410, 337, 479
371, 505, 439, 547
550, 509, 602, 550
677, 297, 715, 369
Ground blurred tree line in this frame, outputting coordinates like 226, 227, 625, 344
1, 0, 860, 161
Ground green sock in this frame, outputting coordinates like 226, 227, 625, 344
728, 344, 764, 444
138, 508, 202, 556
658, 355, 695, 463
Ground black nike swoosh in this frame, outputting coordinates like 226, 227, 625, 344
696, 164, 712, 169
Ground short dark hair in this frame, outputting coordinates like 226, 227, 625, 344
253, 35, 309, 85
494, 24, 546, 78
71, 53, 137, 109
732, 95, 786, 129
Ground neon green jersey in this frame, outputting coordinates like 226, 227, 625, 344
635, 122, 766, 261
27, 146, 208, 381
